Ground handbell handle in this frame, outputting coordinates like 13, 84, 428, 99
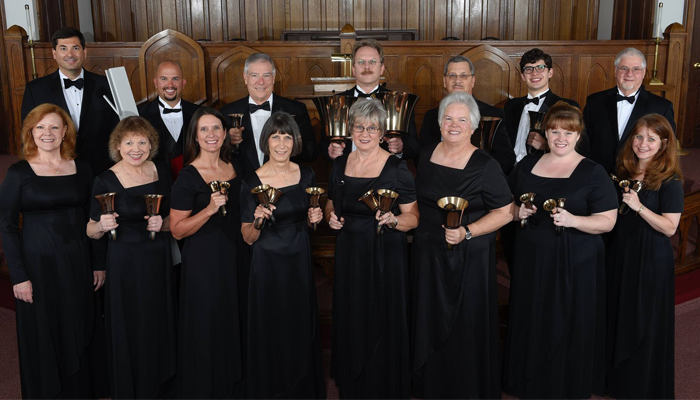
149, 231, 156, 242
109, 228, 117, 241
219, 205, 227, 217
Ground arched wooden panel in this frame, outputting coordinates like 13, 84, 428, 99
138, 29, 207, 104
462, 45, 518, 106
210, 45, 259, 108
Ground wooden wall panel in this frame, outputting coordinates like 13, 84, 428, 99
89, 0, 601, 42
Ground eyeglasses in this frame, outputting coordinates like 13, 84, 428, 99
617, 66, 645, 75
352, 124, 381, 134
522, 65, 548, 74
355, 59, 379, 67
445, 73, 474, 80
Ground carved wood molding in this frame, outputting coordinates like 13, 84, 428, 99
138, 29, 207, 105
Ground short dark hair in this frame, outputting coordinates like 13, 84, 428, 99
108, 116, 160, 162
183, 107, 232, 166
352, 39, 384, 64
259, 112, 303, 157
51, 27, 85, 49
519, 48, 552, 72
444, 55, 475, 76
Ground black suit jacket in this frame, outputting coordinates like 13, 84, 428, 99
220, 93, 319, 177
419, 97, 516, 175
138, 98, 200, 180
320, 85, 422, 163
503, 91, 579, 157
21, 69, 120, 175
582, 85, 675, 173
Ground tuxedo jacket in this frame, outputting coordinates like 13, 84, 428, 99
503, 91, 579, 158
138, 98, 200, 181
21, 69, 120, 175
219, 93, 319, 177
419, 97, 516, 175
582, 85, 675, 173
320, 85, 422, 163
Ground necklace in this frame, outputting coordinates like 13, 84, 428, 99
119, 162, 152, 185
53, 159, 62, 174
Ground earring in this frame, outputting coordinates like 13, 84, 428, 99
379, 138, 384, 144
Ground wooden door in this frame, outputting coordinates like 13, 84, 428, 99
684, 0, 700, 147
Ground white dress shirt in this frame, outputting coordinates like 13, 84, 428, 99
59, 69, 84, 130
616, 89, 639, 139
249, 94, 273, 166
514, 89, 549, 163
158, 98, 184, 142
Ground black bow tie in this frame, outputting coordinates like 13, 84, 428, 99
64, 78, 84, 90
524, 93, 546, 106
159, 101, 182, 114
249, 101, 271, 113
355, 87, 378, 98
616, 94, 636, 104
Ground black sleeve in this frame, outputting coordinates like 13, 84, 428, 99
396, 161, 417, 204
400, 115, 422, 163
21, 85, 36, 121
662, 102, 677, 133
0, 165, 29, 284
579, 101, 593, 158
419, 110, 441, 147
481, 157, 513, 210
239, 177, 256, 224
587, 163, 619, 214
490, 120, 516, 175
171, 168, 197, 211
658, 177, 684, 214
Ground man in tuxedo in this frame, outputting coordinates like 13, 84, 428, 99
503, 48, 579, 164
220, 52, 318, 176
323, 39, 421, 162
583, 47, 675, 173
138, 60, 200, 181
419, 55, 515, 174
21, 27, 119, 175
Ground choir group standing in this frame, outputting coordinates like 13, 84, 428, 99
0, 27, 683, 399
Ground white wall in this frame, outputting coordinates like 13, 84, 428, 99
4, 1, 39, 41
597, 0, 685, 40
3, 0, 95, 42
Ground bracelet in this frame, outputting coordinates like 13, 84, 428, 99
637, 204, 645, 214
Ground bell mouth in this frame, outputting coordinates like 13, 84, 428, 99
437, 196, 468, 211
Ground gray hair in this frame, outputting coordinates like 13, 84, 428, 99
348, 98, 387, 136
614, 47, 647, 70
443, 55, 475, 76
244, 53, 276, 75
437, 92, 481, 130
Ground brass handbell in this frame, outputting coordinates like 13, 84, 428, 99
251, 184, 284, 229
376, 189, 400, 234
527, 111, 547, 154
619, 180, 644, 215
437, 196, 469, 250
519, 192, 537, 228
375, 91, 420, 155
359, 190, 380, 211
208, 180, 230, 217
144, 194, 163, 242
475, 117, 502, 152
618, 180, 631, 214
95, 192, 117, 241
312, 95, 358, 143
306, 187, 325, 231
543, 197, 566, 235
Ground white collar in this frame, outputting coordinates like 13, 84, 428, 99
248, 93, 274, 107
356, 84, 380, 94
527, 88, 550, 99
158, 97, 182, 109
59, 69, 85, 87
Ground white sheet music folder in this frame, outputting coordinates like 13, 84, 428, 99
105, 66, 139, 120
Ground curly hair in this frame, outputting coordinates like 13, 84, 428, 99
108, 116, 160, 162
519, 48, 553, 72
20, 104, 76, 160
616, 114, 682, 191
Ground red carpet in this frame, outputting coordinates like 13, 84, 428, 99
675, 267, 700, 305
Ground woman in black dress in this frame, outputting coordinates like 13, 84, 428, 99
0, 104, 104, 398
325, 99, 420, 399
86, 116, 176, 398
240, 112, 325, 399
503, 101, 618, 398
411, 92, 513, 399
169, 107, 244, 398
606, 114, 683, 399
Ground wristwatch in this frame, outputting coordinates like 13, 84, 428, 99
464, 226, 472, 241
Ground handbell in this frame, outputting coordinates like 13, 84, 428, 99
312, 95, 358, 142
208, 180, 229, 217
95, 192, 118, 241
306, 187, 326, 231
437, 196, 469, 250
251, 184, 271, 230
543, 197, 566, 235
527, 111, 547, 154
475, 117, 502, 152
618, 180, 631, 215
519, 192, 538, 228
376, 189, 400, 234
375, 91, 420, 155
359, 190, 380, 211
144, 194, 163, 242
